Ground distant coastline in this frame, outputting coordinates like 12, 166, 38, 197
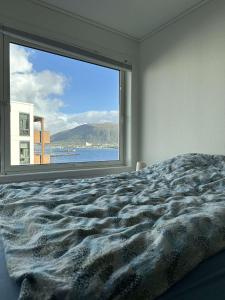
34, 145, 119, 163
49, 147, 119, 163
50, 144, 118, 149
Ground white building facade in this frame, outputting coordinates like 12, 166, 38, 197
10, 101, 34, 165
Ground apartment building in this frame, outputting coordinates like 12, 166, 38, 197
10, 101, 50, 165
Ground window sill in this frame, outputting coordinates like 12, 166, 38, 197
0, 165, 134, 184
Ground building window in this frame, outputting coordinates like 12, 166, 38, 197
19, 113, 30, 136
20, 142, 30, 165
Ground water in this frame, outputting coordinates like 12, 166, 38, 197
50, 147, 119, 164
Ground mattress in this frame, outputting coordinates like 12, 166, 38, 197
1, 153, 225, 299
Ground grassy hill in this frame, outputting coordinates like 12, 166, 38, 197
51, 123, 118, 147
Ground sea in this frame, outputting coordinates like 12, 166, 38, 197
49, 147, 119, 164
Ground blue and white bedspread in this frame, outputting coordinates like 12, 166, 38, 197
1, 154, 225, 300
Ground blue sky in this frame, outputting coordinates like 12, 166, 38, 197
30, 46, 120, 114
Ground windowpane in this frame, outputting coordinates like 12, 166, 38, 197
9, 43, 120, 166
19, 113, 30, 136
20, 142, 30, 164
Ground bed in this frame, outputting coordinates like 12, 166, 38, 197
1, 153, 225, 299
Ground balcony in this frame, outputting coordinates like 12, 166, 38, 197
34, 130, 50, 144
34, 154, 50, 164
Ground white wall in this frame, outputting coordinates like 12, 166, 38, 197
140, 0, 225, 165
0, 0, 140, 175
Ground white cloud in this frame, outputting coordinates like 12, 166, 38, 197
10, 44, 118, 134
10, 44, 32, 74
68, 110, 119, 125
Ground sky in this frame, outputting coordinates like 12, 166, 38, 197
10, 43, 119, 134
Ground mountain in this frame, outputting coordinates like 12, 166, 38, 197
51, 123, 118, 146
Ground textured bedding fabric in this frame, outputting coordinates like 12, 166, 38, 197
1, 153, 225, 299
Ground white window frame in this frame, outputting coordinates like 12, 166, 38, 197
0, 33, 128, 175
0, 31, 4, 174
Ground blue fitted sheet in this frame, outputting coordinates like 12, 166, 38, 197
159, 249, 225, 300
0, 238, 20, 300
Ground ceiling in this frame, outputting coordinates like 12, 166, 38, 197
36, 0, 209, 40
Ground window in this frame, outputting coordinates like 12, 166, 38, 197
20, 142, 30, 165
19, 113, 30, 136
9, 42, 121, 167
0, 30, 129, 175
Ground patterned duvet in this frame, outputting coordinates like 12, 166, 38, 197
1, 153, 225, 300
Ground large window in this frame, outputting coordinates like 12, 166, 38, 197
0, 31, 128, 175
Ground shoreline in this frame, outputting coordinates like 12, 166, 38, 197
49, 145, 119, 150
